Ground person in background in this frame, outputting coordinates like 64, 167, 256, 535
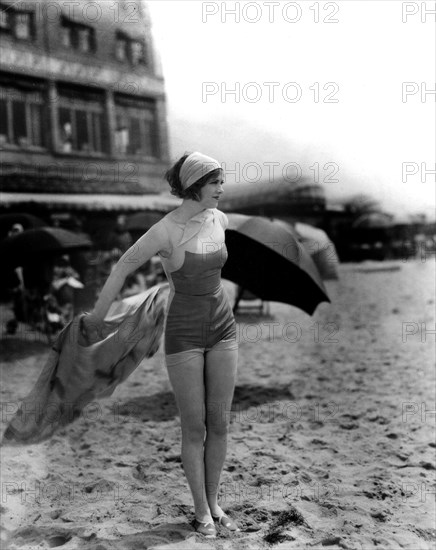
106, 215, 133, 253
5, 224, 25, 334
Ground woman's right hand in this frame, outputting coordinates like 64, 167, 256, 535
79, 312, 107, 345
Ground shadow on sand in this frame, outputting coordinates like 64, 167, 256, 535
116, 383, 295, 423
7, 522, 194, 550
0, 336, 50, 362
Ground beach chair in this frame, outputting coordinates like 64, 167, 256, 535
233, 286, 270, 316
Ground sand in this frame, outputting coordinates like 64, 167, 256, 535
1, 259, 435, 550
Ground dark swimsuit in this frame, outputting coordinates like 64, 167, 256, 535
158, 209, 238, 366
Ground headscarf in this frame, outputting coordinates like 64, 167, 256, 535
179, 152, 221, 190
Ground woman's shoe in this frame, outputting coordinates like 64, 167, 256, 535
192, 518, 217, 538
212, 513, 240, 532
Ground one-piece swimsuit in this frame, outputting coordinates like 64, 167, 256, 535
157, 208, 238, 363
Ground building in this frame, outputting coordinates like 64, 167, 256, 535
219, 179, 326, 227
0, 0, 170, 239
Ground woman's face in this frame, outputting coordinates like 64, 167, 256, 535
198, 169, 225, 208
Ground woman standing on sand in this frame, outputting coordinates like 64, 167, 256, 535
82, 152, 240, 538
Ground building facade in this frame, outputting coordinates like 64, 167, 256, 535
0, 0, 170, 225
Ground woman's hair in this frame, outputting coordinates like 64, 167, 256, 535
165, 153, 222, 201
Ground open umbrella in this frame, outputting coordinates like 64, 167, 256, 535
0, 213, 46, 240
223, 214, 330, 315
352, 212, 394, 229
294, 222, 339, 280
0, 227, 92, 268
351, 212, 394, 250
269, 219, 339, 280
125, 211, 164, 232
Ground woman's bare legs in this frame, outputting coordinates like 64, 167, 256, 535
165, 346, 238, 523
165, 354, 212, 522
204, 347, 238, 517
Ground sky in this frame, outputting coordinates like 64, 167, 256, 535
147, 0, 435, 220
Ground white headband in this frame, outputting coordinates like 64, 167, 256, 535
179, 152, 221, 190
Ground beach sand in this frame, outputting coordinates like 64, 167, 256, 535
1, 259, 435, 549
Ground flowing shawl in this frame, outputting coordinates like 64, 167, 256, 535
2, 284, 167, 445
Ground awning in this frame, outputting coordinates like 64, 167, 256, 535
0, 193, 181, 212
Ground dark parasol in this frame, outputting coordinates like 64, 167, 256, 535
0, 227, 92, 267
223, 214, 330, 315
0, 213, 46, 240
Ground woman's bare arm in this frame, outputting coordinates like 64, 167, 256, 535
90, 221, 170, 320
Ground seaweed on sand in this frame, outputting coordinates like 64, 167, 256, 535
263, 506, 308, 545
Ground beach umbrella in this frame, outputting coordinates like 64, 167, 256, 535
269, 219, 339, 280
217, 179, 326, 215
352, 212, 394, 229
351, 212, 394, 246
223, 214, 330, 315
125, 211, 164, 232
0, 213, 46, 240
294, 222, 339, 280
0, 227, 92, 268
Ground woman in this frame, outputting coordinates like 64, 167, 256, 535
82, 152, 240, 538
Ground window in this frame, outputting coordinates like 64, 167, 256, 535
0, 7, 10, 31
0, 6, 34, 39
0, 97, 9, 144
78, 27, 92, 52
61, 17, 96, 53
0, 85, 45, 147
61, 26, 72, 48
115, 31, 148, 66
14, 11, 32, 40
114, 96, 159, 158
115, 33, 128, 61
57, 88, 106, 154
131, 41, 146, 65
